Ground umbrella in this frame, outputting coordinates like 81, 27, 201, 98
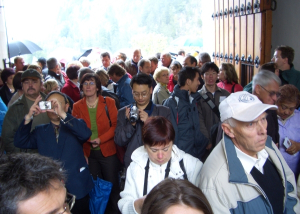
8, 40, 42, 58
78, 49, 92, 60
78, 48, 102, 60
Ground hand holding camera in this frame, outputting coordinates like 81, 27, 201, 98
126, 104, 148, 125
24, 95, 44, 124
48, 98, 67, 120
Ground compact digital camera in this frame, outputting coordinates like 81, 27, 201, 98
39, 101, 52, 110
129, 105, 139, 123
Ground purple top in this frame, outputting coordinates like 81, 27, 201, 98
278, 109, 300, 177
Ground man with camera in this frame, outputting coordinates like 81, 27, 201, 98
14, 91, 94, 214
115, 73, 171, 168
2, 69, 50, 153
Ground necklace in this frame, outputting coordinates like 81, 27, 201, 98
86, 98, 98, 108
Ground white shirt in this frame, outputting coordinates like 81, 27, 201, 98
235, 146, 269, 174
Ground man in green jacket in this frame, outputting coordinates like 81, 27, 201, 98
2, 69, 50, 153
272, 45, 300, 91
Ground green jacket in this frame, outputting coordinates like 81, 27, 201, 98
2, 93, 49, 154
280, 65, 300, 91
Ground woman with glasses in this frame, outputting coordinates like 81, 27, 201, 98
152, 67, 170, 104
72, 72, 120, 214
276, 84, 300, 180
118, 116, 202, 214
217, 63, 243, 93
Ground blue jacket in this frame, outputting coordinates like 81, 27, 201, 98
199, 135, 300, 213
163, 84, 209, 160
116, 74, 134, 108
14, 113, 94, 199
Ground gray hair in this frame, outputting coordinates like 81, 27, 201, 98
46, 58, 58, 70
161, 52, 172, 59
79, 57, 91, 65
252, 70, 281, 93
222, 118, 237, 127
199, 52, 211, 63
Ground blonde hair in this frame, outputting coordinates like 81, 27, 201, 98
153, 66, 169, 83
43, 79, 59, 94
67, 61, 83, 69
95, 69, 109, 85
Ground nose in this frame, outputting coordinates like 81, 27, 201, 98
271, 57, 275, 62
257, 119, 267, 135
157, 151, 163, 160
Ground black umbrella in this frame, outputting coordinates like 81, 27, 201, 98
8, 40, 42, 58
77, 49, 92, 60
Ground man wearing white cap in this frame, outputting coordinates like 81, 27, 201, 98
199, 91, 299, 214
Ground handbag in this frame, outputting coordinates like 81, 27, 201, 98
89, 176, 112, 214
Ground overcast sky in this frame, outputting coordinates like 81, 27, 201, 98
4, 0, 60, 42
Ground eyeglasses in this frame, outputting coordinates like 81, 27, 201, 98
58, 193, 76, 214
83, 81, 96, 86
133, 91, 149, 98
259, 85, 281, 98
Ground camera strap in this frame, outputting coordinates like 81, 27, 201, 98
103, 97, 111, 127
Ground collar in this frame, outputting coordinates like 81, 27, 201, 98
69, 79, 79, 88
116, 74, 129, 84
235, 146, 268, 174
224, 134, 274, 183
278, 112, 295, 125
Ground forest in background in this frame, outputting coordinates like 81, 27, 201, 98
6, 0, 203, 63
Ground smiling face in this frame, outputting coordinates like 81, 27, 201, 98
145, 141, 173, 165
224, 113, 268, 158
188, 72, 200, 93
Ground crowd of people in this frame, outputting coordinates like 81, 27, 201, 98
0, 45, 300, 214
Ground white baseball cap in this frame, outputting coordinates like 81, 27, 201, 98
219, 91, 278, 122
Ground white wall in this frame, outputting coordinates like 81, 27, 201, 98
271, 0, 300, 69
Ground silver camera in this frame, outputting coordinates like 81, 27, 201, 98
129, 105, 139, 123
39, 101, 52, 110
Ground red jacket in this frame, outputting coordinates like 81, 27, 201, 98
72, 96, 117, 157
167, 74, 176, 92
61, 79, 80, 103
